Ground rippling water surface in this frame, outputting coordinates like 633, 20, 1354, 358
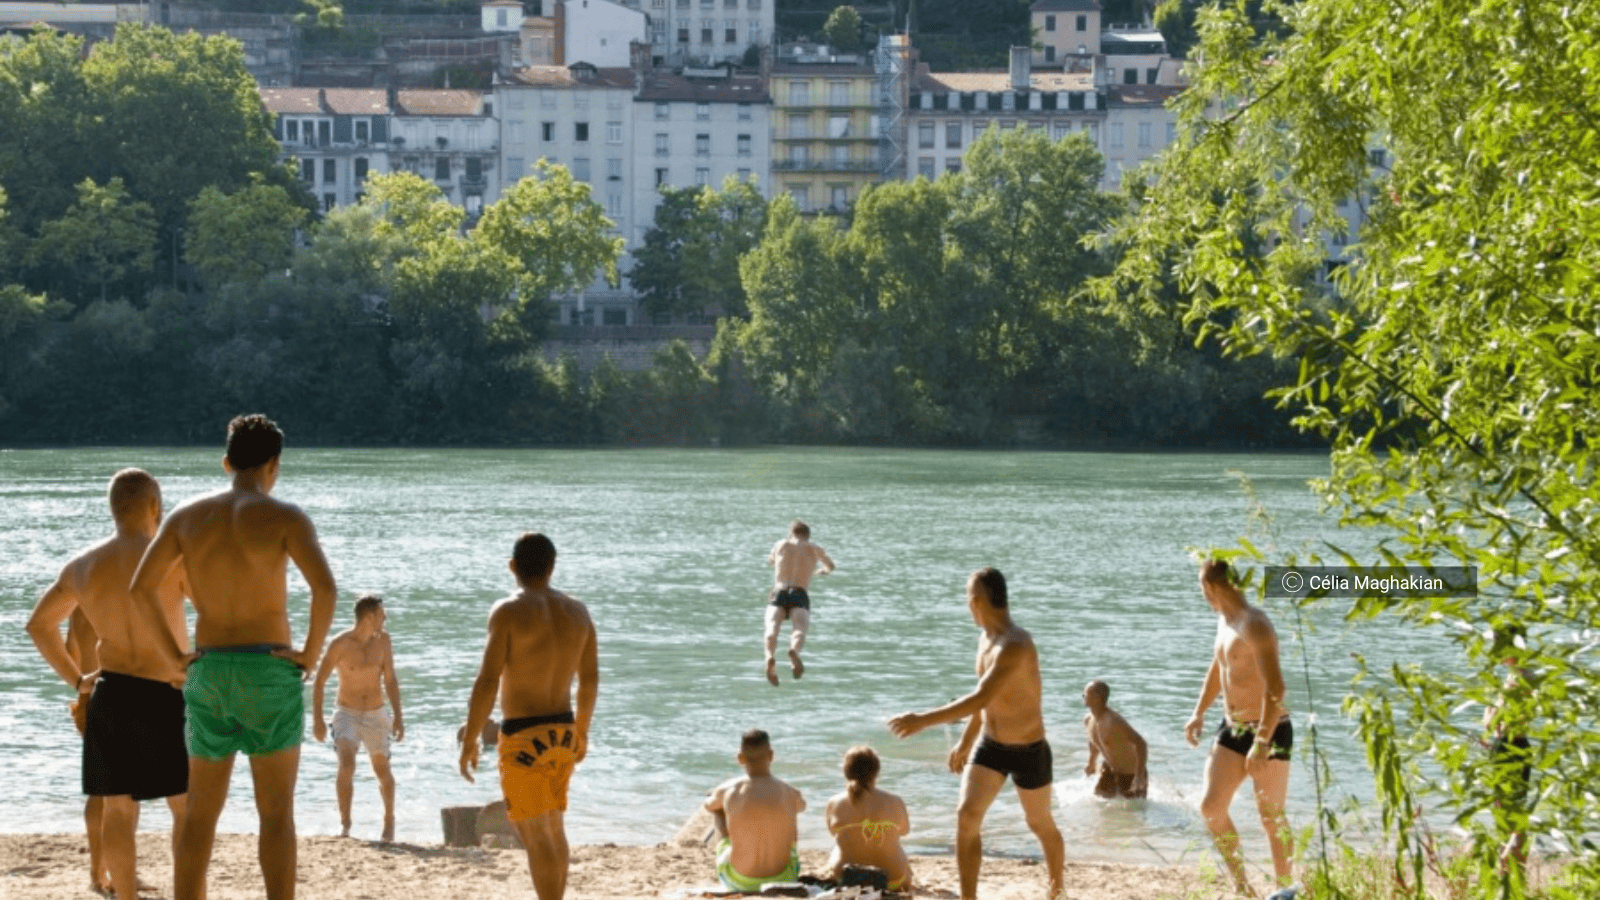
0, 447, 1440, 866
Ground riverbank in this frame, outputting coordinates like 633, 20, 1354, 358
1, 833, 1215, 900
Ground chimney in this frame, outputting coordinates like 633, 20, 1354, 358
1009, 45, 1030, 91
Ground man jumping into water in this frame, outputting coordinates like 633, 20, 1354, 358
1185, 558, 1295, 898
764, 520, 834, 685
888, 567, 1064, 900
132, 414, 338, 900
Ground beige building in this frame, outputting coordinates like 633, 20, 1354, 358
768, 44, 882, 214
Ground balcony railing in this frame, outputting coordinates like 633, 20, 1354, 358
773, 158, 877, 172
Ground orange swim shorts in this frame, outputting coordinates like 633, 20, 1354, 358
497, 714, 580, 821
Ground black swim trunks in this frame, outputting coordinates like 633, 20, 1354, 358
1215, 718, 1293, 761
83, 671, 188, 800
768, 586, 810, 611
971, 737, 1053, 789
1489, 734, 1532, 805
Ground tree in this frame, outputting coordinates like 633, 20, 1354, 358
822, 5, 863, 52
187, 182, 309, 290
1099, 0, 1600, 896
30, 178, 157, 304
632, 177, 769, 322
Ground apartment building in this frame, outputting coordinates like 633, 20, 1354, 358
769, 44, 881, 214
261, 88, 389, 212
1031, 0, 1103, 66
388, 89, 499, 219
495, 62, 639, 325
620, 0, 772, 68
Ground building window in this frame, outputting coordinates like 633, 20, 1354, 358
829, 81, 850, 105
572, 157, 590, 180
1138, 122, 1151, 147
830, 185, 849, 209
789, 81, 809, 105
696, 103, 710, 120
1076, 14, 1087, 30
323, 158, 336, 183
542, 121, 555, 141
829, 114, 849, 138
354, 157, 368, 180
726, 24, 737, 43
1109, 123, 1123, 148
323, 193, 336, 211
918, 121, 935, 148
830, 144, 848, 165
435, 157, 450, 180
603, 308, 627, 325
655, 133, 669, 156
1146, 68, 1159, 84
575, 122, 589, 141
701, 26, 713, 42
1124, 68, 1138, 84
285, 120, 299, 142
695, 133, 710, 156
972, 119, 988, 138
737, 133, 751, 156
678, 27, 689, 43
466, 157, 482, 181
607, 157, 622, 180
737, 103, 751, 121
789, 144, 808, 165
789, 184, 809, 210
918, 156, 935, 178
607, 121, 622, 143
695, 167, 710, 186
656, 167, 668, 185
655, 102, 670, 120
945, 159, 961, 174
300, 158, 313, 181
318, 120, 331, 145
355, 120, 369, 142
945, 122, 961, 148
788, 114, 809, 138
1045, 14, 1055, 31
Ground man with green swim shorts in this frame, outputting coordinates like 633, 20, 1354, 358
133, 414, 337, 900
704, 729, 806, 891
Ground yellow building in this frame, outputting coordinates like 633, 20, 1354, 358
769, 44, 883, 214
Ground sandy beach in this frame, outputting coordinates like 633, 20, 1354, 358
1, 833, 1216, 900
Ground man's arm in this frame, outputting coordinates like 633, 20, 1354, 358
382, 635, 404, 741
1184, 654, 1222, 746
1243, 616, 1287, 765
948, 711, 983, 773
1083, 714, 1101, 776
704, 785, 729, 839
574, 616, 599, 762
460, 606, 509, 783
889, 639, 1028, 738
130, 521, 187, 673
26, 571, 92, 691
815, 546, 835, 575
283, 509, 337, 672
310, 637, 343, 743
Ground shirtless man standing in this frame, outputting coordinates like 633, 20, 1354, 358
764, 520, 835, 685
131, 414, 338, 900
1184, 559, 1294, 898
26, 469, 190, 900
312, 594, 404, 841
888, 567, 1065, 900
460, 532, 599, 900
1083, 679, 1148, 799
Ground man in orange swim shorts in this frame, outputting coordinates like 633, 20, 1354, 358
460, 532, 598, 900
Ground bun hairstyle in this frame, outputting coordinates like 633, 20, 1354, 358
843, 745, 880, 802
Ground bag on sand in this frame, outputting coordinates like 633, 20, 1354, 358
840, 865, 888, 890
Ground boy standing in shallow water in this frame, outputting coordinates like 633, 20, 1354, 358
705, 729, 807, 891
312, 594, 405, 841
764, 520, 835, 685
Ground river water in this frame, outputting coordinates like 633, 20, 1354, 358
0, 447, 1441, 867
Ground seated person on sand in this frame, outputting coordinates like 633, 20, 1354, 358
705, 729, 807, 892
1083, 680, 1148, 799
825, 746, 912, 892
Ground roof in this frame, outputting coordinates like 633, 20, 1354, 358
1030, 0, 1102, 11
635, 71, 770, 104
394, 89, 486, 116
321, 89, 388, 115
258, 87, 323, 115
1106, 84, 1184, 106
915, 70, 1097, 93
503, 64, 636, 90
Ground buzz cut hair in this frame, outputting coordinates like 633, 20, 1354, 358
354, 594, 384, 622
740, 728, 772, 754
225, 414, 284, 471
512, 532, 557, 581
971, 566, 1008, 609
107, 468, 159, 520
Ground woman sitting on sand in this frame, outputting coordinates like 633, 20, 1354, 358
825, 746, 912, 892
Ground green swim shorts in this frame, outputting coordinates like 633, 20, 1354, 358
714, 838, 799, 892
184, 648, 305, 760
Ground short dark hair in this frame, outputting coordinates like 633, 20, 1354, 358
971, 567, 1008, 608
226, 414, 284, 471
740, 729, 771, 754
790, 520, 810, 539
1200, 558, 1234, 587
512, 532, 557, 581
1086, 680, 1110, 703
354, 594, 384, 622
107, 468, 159, 520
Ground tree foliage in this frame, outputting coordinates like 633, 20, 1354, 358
1100, 0, 1600, 894
822, 5, 864, 51
187, 182, 309, 291
632, 177, 769, 322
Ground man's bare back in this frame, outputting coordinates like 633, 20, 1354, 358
708, 771, 805, 878
768, 536, 834, 588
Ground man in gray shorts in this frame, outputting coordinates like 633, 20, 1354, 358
313, 594, 405, 841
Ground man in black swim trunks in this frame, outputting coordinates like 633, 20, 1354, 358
763, 520, 835, 686
889, 567, 1064, 900
1184, 559, 1294, 898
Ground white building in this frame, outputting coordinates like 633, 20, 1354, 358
389, 89, 498, 219
615, 0, 772, 68
562, 0, 648, 67
495, 62, 639, 325
261, 88, 390, 212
